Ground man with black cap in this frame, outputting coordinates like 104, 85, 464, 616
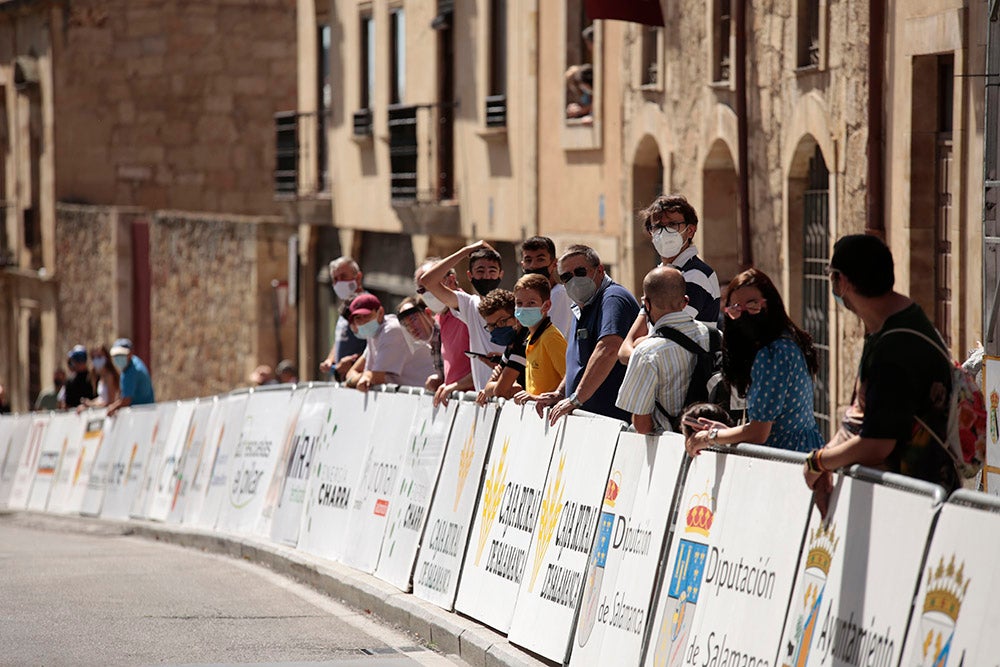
106, 338, 155, 416
63, 345, 97, 409
803, 234, 958, 513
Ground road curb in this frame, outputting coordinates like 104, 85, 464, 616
3, 511, 550, 667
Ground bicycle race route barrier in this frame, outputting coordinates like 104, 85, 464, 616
1, 383, 997, 667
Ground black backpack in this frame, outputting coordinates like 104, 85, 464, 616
652, 325, 723, 429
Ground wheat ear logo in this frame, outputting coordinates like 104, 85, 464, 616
454, 419, 477, 511
530, 453, 566, 591
475, 437, 509, 565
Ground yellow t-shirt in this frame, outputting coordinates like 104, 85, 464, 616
525, 319, 567, 395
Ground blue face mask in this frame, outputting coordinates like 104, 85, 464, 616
490, 325, 517, 346
833, 293, 845, 309
515, 307, 544, 328
355, 319, 380, 339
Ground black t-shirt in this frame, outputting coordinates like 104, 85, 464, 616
499, 328, 529, 389
859, 303, 957, 491
64, 371, 97, 408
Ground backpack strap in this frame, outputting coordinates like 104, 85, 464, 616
878, 327, 952, 363
653, 325, 708, 355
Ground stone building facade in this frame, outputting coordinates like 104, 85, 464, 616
0, 0, 298, 409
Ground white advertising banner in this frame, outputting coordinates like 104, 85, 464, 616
297, 388, 377, 561
340, 391, 422, 573
270, 386, 335, 547
214, 388, 294, 535
100, 406, 160, 521
983, 356, 1000, 495
129, 402, 178, 519
7, 415, 49, 510
27, 412, 80, 511
508, 413, 622, 662
453, 403, 561, 634
166, 400, 215, 524
777, 474, 939, 667
375, 394, 458, 591
80, 416, 121, 516
900, 496, 1000, 667
0, 416, 16, 475
569, 431, 686, 667
255, 387, 308, 537
146, 401, 197, 522
196, 393, 251, 530
0, 414, 35, 508
49, 411, 108, 514
643, 450, 813, 667
413, 401, 499, 610
183, 393, 250, 528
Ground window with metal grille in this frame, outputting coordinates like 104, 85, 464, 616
389, 8, 405, 105
486, 0, 507, 127
318, 23, 331, 191
802, 145, 831, 440
273, 111, 298, 196
388, 105, 418, 201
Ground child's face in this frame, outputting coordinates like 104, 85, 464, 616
515, 287, 550, 316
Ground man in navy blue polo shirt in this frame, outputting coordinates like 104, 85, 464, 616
106, 338, 155, 416
535, 244, 639, 424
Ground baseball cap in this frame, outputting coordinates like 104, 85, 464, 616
67, 345, 88, 363
347, 293, 382, 321
109, 338, 133, 356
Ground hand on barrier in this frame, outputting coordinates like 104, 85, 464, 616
806, 470, 834, 518
434, 382, 456, 407
356, 372, 372, 393
512, 390, 536, 405
548, 398, 576, 426
319, 357, 335, 374
334, 354, 359, 380
533, 391, 561, 419
425, 374, 444, 394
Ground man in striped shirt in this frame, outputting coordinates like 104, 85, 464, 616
616, 267, 710, 434
619, 194, 721, 364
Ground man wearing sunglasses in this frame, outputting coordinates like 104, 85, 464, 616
619, 195, 721, 364
535, 245, 640, 424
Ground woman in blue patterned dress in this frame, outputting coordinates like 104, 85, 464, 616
685, 268, 823, 455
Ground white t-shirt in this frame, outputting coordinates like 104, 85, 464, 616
548, 283, 576, 340
364, 314, 436, 388
454, 290, 507, 391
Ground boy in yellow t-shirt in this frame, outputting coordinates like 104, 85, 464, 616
511, 273, 567, 402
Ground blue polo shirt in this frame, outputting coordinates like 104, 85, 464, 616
565, 277, 639, 422
121, 355, 155, 405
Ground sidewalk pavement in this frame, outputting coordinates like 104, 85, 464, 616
0, 510, 552, 667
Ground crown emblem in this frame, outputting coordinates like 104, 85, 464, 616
604, 471, 621, 507
805, 522, 839, 576
684, 485, 714, 536
922, 555, 969, 622
991, 389, 999, 410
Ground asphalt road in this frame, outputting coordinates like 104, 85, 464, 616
0, 519, 467, 667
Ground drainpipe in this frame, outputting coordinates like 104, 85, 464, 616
866, 0, 885, 238
734, 0, 753, 269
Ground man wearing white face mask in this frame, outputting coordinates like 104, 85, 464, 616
535, 245, 639, 424
414, 260, 473, 405
320, 256, 369, 381
105, 338, 154, 417
343, 293, 435, 393
619, 194, 721, 365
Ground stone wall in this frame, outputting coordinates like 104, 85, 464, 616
53, 0, 296, 216
53, 205, 118, 362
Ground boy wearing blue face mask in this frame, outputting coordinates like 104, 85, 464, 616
511, 273, 566, 403
475, 290, 526, 405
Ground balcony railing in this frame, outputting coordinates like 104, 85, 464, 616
387, 102, 455, 204
485, 94, 507, 128
273, 111, 329, 198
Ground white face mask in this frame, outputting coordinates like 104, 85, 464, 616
333, 280, 357, 300
421, 291, 448, 314
92, 357, 106, 371
652, 227, 687, 259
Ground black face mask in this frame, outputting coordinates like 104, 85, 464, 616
732, 312, 769, 341
471, 277, 502, 296
524, 266, 550, 280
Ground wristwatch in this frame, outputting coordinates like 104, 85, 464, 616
708, 427, 719, 443
568, 392, 584, 408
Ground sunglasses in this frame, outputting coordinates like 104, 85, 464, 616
558, 266, 590, 284
723, 298, 767, 319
